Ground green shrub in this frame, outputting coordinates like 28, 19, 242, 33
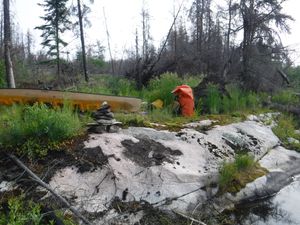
0, 104, 83, 159
143, 73, 183, 106
0, 196, 76, 225
0, 196, 44, 225
205, 83, 222, 114
142, 73, 201, 107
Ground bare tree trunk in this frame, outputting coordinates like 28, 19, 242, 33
3, 0, 15, 88
0, 14, 3, 56
103, 7, 115, 75
241, 0, 255, 90
226, 0, 233, 58
55, 5, 61, 78
173, 0, 177, 67
77, 0, 88, 82
135, 28, 141, 89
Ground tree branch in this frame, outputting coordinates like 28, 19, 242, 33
7, 154, 92, 225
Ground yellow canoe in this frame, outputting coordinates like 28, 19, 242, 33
0, 89, 141, 112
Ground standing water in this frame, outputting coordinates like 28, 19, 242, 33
227, 176, 300, 225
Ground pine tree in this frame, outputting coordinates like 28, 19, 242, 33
35, 0, 71, 78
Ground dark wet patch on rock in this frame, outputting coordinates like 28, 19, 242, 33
75, 146, 108, 173
121, 138, 182, 167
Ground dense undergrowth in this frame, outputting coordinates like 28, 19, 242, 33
0, 103, 84, 159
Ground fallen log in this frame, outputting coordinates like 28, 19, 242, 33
7, 154, 92, 225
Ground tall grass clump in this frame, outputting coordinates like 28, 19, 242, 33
223, 84, 259, 113
272, 114, 300, 151
205, 83, 222, 114
0, 104, 83, 159
202, 83, 261, 114
218, 154, 266, 193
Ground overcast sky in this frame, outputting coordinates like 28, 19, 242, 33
12, 0, 300, 65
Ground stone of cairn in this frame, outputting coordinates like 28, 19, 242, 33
89, 102, 121, 133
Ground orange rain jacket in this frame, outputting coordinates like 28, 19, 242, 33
172, 85, 195, 117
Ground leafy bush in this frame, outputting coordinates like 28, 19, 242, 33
272, 114, 300, 151
0, 104, 83, 159
142, 73, 201, 107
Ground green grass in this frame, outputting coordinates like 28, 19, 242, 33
218, 154, 267, 194
272, 114, 300, 151
115, 107, 198, 131
0, 104, 84, 159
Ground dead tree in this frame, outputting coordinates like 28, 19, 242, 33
3, 0, 15, 88
77, 0, 89, 82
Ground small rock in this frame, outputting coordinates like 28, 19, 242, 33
247, 115, 259, 122
0, 181, 16, 192
295, 130, 300, 135
287, 137, 300, 144
184, 120, 216, 129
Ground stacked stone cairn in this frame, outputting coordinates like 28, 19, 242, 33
89, 102, 121, 133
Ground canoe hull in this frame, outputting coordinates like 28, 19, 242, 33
0, 89, 141, 112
